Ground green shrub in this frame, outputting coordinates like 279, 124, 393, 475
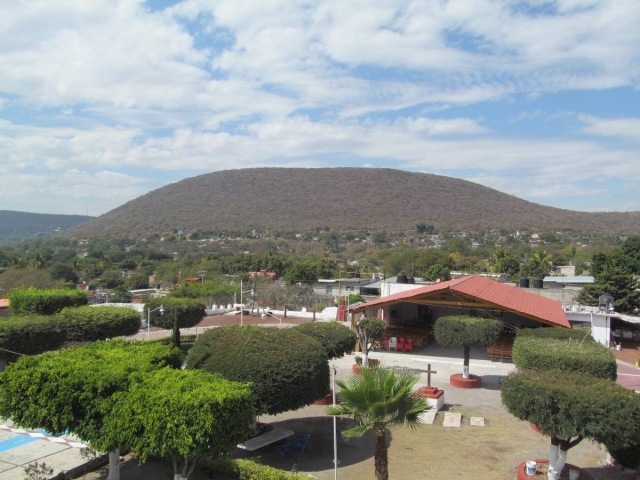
8, 288, 87, 315
517, 327, 595, 342
434, 315, 503, 347
144, 297, 205, 330
502, 369, 640, 451
186, 326, 329, 415
0, 315, 67, 360
203, 458, 298, 480
607, 444, 640, 469
294, 321, 357, 359
512, 335, 616, 381
58, 306, 141, 342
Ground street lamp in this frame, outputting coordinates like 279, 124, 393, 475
261, 310, 282, 325
147, 305, 165, 340
240, 279, 254, 327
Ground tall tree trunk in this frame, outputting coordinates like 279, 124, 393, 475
374, 429, 388, 480
463, 345, 470, 379
107, 449, 120, 480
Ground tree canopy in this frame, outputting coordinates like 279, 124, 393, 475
186, 326, 329, 415
294, 321, 357, 359
104, 368, 253, 480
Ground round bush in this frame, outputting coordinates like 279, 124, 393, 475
145, 297, 205, 329
294, 321, 357, 359
186, 326, 330, 415
434, 315, 503, 347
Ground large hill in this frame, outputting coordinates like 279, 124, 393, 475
65, 168, 640, 238
0, 210, 93, 243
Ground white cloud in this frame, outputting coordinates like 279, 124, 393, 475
578, 114, 640, 139
0, 0, 639, 214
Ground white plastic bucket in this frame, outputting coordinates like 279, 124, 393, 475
525, 461, 537, 476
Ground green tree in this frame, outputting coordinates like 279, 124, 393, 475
294, 321, 357, 359
503, 370, 640, 480
283, 261, 319, 285
578, 262, 640, 314
123, 273, 149, 290
355, 316, 385, 367
422, 264, 451, 281
497, 256, 521, 277
28, 252, 46, 269
326, 365, 429, 480
186, 326, 329, 416
434, 316, 503, 379
0, 341, 181, 480
104, 368, 253, 480
145, 298, 205, 348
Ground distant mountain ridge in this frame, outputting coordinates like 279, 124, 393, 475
0, 210, 93, 242
65, 168, 640, 238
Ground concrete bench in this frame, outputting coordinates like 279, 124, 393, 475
237, 428, 294, 452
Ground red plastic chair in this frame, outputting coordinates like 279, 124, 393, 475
404, 338, 413, 352
382, 339, 390, 350
397, 338, 405, 352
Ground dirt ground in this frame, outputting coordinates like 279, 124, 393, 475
78, 403, 629, 480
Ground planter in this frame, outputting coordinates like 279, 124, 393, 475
313, 390, 334, 405
516, 459, 595, 480
449, 373, 482, 388
413, 386, 445, 411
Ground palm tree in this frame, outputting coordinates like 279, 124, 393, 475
326, 365, 429, 480
28, 252, 46, 269
531, 249, 553, 269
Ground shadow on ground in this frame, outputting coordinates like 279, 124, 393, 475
230, 416, 385, 475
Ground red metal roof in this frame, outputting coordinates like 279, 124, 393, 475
353, 275, 570, 328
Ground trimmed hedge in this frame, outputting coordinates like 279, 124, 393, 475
8, 288, 88, 315
58, 306, 141, 342
0, 315, 67, 360
517, 327, 595, 343
294, 321, 357, 359
434, 315, 503, 347
512, 335, 617, 381
502, 369, 640, 451
144, 297, 205, 330
186, 326, 329, 416
203, 458, 297, 480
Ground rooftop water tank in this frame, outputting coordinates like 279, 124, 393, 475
519, 277, 530, 288
397, 272, 408, 284
532, 278, 543, 289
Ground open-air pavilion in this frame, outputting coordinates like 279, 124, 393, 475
349, 275, 570, 352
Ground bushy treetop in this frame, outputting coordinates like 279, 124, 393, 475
145, 297, 205, 329
186, 326, 330, 416
101, 368, 254, 463
0, 340, 181, 446
502, 369, 640, 451
295, 321, 357, 359
513, 333, 616, 381
434, 315, 503, 347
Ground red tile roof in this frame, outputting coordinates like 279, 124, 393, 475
353, 275, 569, 328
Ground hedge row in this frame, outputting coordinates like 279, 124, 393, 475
203, 458, 297, 480
58, 306, 141, 342
294, 321, 357, 359
502, 369, 640, 451
512, 335, 617, 381
0, 315, 67, 360
8, 288, 88, 315
0, 306, 142, 360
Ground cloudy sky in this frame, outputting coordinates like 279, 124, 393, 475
1, 0, 639, 216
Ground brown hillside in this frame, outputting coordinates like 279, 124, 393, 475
65, 168, 640, 238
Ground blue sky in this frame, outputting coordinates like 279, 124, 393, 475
1, 0, 639, 216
